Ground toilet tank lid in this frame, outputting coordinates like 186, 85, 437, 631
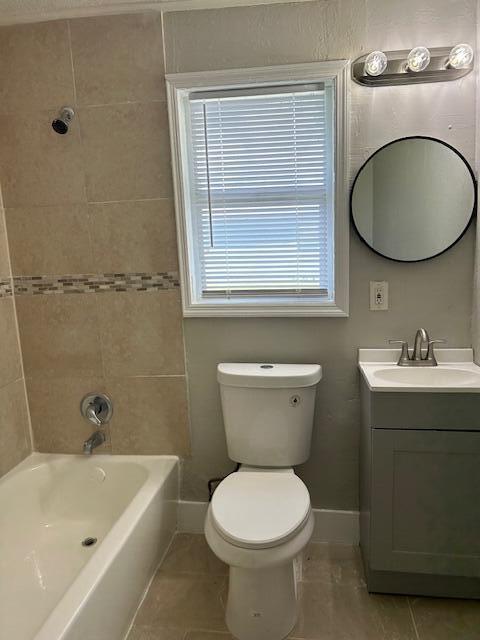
217, 363, 322, 388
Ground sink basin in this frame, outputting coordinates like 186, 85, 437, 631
358, 348, 480, 392
374, 367, 480, 386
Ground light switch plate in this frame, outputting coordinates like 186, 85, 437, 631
370, 281, 389, 311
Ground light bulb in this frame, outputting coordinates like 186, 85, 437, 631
364, 51, 388, 76
447, 43, 474, 69
406, 46, 431, 72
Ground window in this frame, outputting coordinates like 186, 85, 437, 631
167, 62, 349, 317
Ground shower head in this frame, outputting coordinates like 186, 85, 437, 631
52, 107, 74, 134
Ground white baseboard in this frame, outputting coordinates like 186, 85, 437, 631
177, 500, 359, 545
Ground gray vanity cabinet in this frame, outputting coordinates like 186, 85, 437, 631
360, 379, 480, 598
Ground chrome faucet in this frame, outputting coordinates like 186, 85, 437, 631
412, 327, 429, 361
80, 393, 113, 455
388, 328, 446, 367
83, 430, 106, 455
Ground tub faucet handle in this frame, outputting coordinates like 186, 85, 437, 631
85, 404, 102, 427
80, 393, 113, 427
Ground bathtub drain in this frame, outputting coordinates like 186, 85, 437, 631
82, 537, 97, 547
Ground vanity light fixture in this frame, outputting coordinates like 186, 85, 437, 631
406, 46, 431, 72
447, 43, 474, 69
364, 50, 388, 76
352, 44, 474, 86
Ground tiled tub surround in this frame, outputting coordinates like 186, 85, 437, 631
13, 272, 180, 295
16, 288, 189, 456
0, 277, 12, 297
0, 14, 190, 459
0, 205, 31, 478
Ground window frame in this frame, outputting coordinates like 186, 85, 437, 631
166, 61, 350, 317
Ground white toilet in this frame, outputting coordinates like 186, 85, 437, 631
205, 362, 322, 640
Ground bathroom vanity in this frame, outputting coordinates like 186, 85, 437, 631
358, 348, 480, 599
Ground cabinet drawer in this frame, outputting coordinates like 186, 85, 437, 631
368, 389, 480, 430
370, 428, 480, 577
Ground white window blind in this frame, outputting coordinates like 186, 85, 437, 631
186, 82, 334, 301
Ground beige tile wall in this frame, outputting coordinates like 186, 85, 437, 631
0, 14, 190, 458
0, 205, 31, 477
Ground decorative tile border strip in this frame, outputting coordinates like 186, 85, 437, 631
0, 277, 13, 298
13, 272, 180, 296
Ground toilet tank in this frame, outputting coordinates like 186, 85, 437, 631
217, 363, 322, 467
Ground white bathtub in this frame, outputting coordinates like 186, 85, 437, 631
0, 452, 178, 640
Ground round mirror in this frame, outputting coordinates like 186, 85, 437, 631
350, 136, 476, 262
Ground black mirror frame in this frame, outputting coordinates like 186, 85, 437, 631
350, 135, 477, 263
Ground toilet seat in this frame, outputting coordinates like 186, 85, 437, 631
211, 470, 311, 550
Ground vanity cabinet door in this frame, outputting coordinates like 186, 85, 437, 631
370, 428, 480, 577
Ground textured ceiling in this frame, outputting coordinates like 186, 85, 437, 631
0, 0, 310, 25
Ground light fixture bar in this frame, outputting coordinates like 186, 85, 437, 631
352, 46, 473, 86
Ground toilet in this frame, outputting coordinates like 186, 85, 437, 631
205, 362, 322, 640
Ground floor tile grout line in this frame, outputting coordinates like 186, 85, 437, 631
158, 570, 227, 577
181, 628, 230, 638
407, 596, 421, 640
126, 530, 181, 639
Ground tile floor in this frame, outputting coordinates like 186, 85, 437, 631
128, 534, 480, 640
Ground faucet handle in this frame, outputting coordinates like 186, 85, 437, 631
425, 338, 447, 365
388, 339, 410, 364
85, 404, 102, 427
81, 393, 113, 427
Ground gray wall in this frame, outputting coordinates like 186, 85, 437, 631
473, 0, 480, 363
164, 0, 477, 509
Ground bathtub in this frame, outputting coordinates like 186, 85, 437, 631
0, 452, 178, 640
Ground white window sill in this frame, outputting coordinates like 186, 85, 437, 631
183, 300, 349, 317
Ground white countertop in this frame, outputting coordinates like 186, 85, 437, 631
358, 348, 480, 393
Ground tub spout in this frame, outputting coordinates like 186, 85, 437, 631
83, 430, 106, 455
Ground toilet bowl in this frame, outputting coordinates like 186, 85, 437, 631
206, 362, 322, 640
206, 467, 314, 640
